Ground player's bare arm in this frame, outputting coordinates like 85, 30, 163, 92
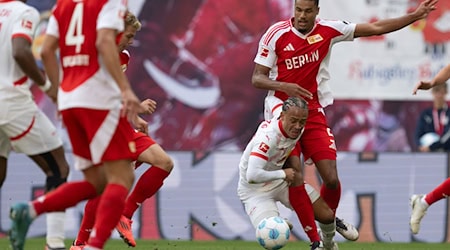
140, 98, 157, 115
96, 28, 144, 122
252, 64, 312, 99
12, 37, 46, 88
413, 64, 450, 94
354, 0, 437, 38
40, 34, 61, 102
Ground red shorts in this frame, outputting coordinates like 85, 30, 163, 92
300, 109, 337, 162
132, 130, 156, 168
61, 108, 135, 169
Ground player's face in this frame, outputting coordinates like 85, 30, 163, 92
293, 0, 319, 34
118, 26, 138, 52
281, 107, 308, 139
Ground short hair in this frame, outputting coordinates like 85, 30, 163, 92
282, 97, 308, 112
294, 0, 319, 6
125, 11, 141, 31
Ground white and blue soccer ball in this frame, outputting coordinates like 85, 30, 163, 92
256, 216, 290, 250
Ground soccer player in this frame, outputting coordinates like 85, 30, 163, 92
0, 0, 70, 249
252, 0, 437, 248
70, 12, 173, 249
410, 63, 450, 234
239, 96, 332, 250
8, 1, 144, 250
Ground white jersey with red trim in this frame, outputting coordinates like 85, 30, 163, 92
46, 0, 126, 111
0, 0, 40, 123
238, 117, 302, 194
254, 18, 356, 110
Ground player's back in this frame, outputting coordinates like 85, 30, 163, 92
48, 0, 126, 110
0, 1, 39, 102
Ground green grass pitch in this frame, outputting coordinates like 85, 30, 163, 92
0, 238, 448, 250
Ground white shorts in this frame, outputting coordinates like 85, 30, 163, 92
240, 182, 319, 228
0, 106, 62, 157
264, 95, 283, 121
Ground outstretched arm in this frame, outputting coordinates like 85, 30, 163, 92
413, 64, 450, 94
354, 0, 437, 38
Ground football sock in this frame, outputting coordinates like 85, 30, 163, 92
289, 185, 320, 242
424, 178, 450, 206
123, 167, 169, 219
319, 220, 336, 246
75, 196, 101, 245
88, 183, 128, 249
46, 212, 66, 248
320, 181, 341, 214
32, 181, 97, 215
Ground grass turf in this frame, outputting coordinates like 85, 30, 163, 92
0, 238, 448, 250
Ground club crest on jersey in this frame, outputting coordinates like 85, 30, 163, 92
307, 34, 323, 45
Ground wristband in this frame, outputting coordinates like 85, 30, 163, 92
39, 79, 52, 92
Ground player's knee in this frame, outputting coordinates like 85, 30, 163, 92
323, 176, 339, 189
158, 155, 174, 173
45, 175, 67, 192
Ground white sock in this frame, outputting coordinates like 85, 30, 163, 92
46, 212, 66, 248
421, 195, 430, 208
319, 220, 336, 246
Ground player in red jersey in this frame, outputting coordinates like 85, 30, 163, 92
0, 1, 70, 249
410, 63, 450, 234
70, 11, 173, 249
8, 1, 145, 250
252, 0, 437, 249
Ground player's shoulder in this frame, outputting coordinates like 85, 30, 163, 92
316, 18, 354, 30
261, 19, 292, 45
6, 1, 39, 15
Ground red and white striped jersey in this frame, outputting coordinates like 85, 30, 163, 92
254, 18, 356, 110
46, 0, 126, 111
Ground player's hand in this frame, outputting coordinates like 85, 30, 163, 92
121, 88, 145, 123
412, 81, 433, 94
280, 82, 313, 100
412, 0, 437, 20
283, 168, 296, 185
134, 116, 149, 135
45, 83, 58, 103
140, 98, 157, 115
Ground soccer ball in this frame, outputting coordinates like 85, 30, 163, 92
256, 216, 290, 250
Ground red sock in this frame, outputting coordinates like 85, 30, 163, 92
289, 185, 320, 242
320, 181, 341, 214
32, 181, 97, 215
75, 196, 101, 245
88, 184, 128, 249
123, 167, 169, 219
425, 178, 450, 205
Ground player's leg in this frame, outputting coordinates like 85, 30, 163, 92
85, 111, 136, 249
72, 196, 101, 247
5, 109, 70, 249
118, 135, 173, 247
0, 131, 10, 188
285, 154, 321, 244
410, 178, 450, 234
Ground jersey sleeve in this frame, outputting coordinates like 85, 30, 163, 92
246, 126, 286, 183
326, 19, 356, 43
253, 26, 278, 68
45, 15, 59, 38
11, 7, 40, 42
97, 0, 126, 32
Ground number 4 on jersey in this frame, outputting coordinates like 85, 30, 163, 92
65, 2, 85, 53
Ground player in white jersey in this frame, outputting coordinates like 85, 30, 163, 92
0, 1, 70, 249
238, 96, 337, 250
8, 1, 145, 250
70, 12, 173, 249
252, 0, 437, 248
